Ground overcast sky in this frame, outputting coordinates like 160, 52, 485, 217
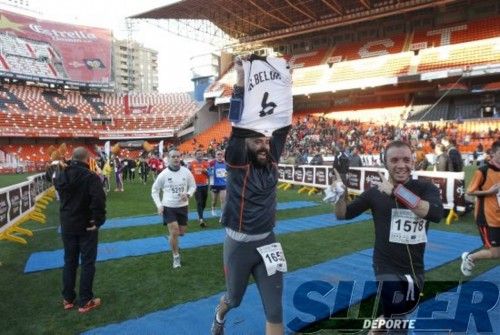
3, 0, 216, 92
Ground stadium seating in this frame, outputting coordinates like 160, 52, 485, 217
2, 15, 499, 167
29, 42, 57, 61
178, 119, 231, 154
0, 33, 32, 58
417, 38, 500, 73
0, 143, 95, 163
207, 16, 500, 99
454, 96, 482, 120
292, 66, 326, 88
5, 55, 57, 78
290, 48, 330, 67
181, 104, 498, 160
331, 35, 407, 61
407, 102, 449, 122
0, 82, 200, 165
322, 105, 405, 123
327, 52, 412, 84
0, 84, 200, 136
411, 16, 500, 48
292, 45, 423, 91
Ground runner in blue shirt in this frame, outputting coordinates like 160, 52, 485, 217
209, 150, 227, 219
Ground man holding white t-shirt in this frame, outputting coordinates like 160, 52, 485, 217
211, 54, 293, 335
151, 149, 196, 269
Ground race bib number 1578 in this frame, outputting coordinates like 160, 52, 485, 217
389, 209, 427, 245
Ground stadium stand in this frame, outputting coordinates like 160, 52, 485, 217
327, 51, 412, 83
1, 3, 499, 170
178, 119, 230, 154
331, 35, 407, 61
417, 38, 500, 73
290, 48, 330, 68
454, 96, 482, 120
0, 33, 31, 58
0, 32, 66, 79
3, 2, 500, 335
0, 80, 201, 167
206, 15, 500, 101
181, 110, 499, 161
1, 143, 93, 161
407, 102, 449, 121
410, 16, 500, 48
0, 84, 200, 136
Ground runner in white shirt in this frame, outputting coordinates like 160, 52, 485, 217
151, 149, 196, 268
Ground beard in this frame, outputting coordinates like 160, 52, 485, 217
248, 148, 271, 166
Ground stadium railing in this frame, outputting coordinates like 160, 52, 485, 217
0, 173, 54, 244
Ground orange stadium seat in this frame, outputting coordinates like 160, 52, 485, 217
0, 32, 67, 80
178, 119, 231, 154
290, 48, 330, 67
0, 84, 200, 137
330, 35, 407, 61
292, 52, 411, 91
417, 38, 500, 73
206, 16, 500, 96
0, 143, 96, 163
411, 16, 500, 48
292, 66, 325, 88
2, 14, 500, 168
328, 52, 412, 83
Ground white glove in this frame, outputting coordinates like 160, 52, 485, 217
323, 181, 346, 204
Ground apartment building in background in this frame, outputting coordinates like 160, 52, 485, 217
113, 39, 158, 93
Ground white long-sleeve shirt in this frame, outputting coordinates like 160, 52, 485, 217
151, 166, 196, 208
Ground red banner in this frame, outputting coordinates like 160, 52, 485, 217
0, 9, 112, 87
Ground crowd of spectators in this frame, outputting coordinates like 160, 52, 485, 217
185, 137, 229, 160
175, 115, 499, 168
279, 115, 499, 166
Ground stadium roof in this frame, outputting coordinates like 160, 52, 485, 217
132, 0, 460, 44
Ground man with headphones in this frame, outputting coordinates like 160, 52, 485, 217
334, 140, 444, 332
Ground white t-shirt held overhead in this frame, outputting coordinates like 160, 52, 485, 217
235, 56, 293, 136
151, 166, 197, 208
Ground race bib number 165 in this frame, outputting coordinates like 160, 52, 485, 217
257, 242, 287, 276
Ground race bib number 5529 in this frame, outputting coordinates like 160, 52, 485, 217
389, 209, 427, 245
257, 242, 287, 276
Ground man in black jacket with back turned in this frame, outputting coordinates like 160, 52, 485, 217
54, 147, 106, 313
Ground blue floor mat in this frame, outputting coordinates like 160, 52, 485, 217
82, 230, 482, 335
57, 201, 320, 232
25, 213, 371, 273
408, 266, 500, 335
